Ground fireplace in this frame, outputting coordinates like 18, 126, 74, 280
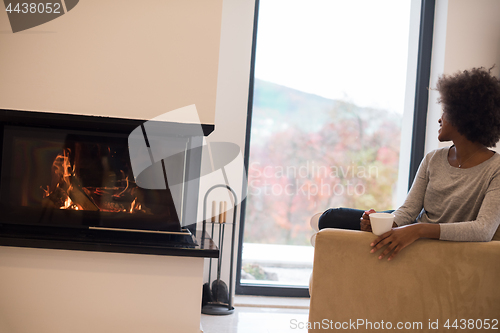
0, 109, 217, 257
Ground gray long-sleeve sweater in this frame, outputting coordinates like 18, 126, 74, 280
394, 147, 500, 241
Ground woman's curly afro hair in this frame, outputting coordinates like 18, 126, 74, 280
436, 67, 500, 147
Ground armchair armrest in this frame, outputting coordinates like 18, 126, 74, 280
308, 229, 500, 332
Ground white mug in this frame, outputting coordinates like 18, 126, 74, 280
369, 213, 395, 236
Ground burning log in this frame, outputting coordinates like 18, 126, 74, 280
67, 176, 99, 211
41, 186, 68, 209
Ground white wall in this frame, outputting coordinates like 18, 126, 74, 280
395, 0, 422, 207
201, 0, 256, 300
0, 246, 204, 333
426, 0, 500, 152
425, 0, 448, 153
0, 0, 223, 124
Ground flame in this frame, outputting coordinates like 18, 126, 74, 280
43, 148, 146, 214
61, 192, 80, 210
52, 149, 73, 181
114, 176, 129, 198
41, 185, 50, 198
62, 196, 72, 209
130, 198, 136, 213
129, 198, 143, 213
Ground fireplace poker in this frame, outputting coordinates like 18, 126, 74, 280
219, 201, 227, 279
215, 201, 224, 300
208, 200, 217, 286
217, 201, 227, 284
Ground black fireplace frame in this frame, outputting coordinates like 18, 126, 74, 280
0, 109, 217, 258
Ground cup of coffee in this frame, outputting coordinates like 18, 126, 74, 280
369, 213, 395, 236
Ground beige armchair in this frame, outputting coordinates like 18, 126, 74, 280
308, 225, 500, 332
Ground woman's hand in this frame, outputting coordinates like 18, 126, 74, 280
360, 209, 376, 232
370, 224, 421, 261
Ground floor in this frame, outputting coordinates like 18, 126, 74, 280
200, 296, 310, 333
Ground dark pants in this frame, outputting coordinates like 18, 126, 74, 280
318, 207, 394, 231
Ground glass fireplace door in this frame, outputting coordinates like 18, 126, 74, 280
0, 125, 184, 232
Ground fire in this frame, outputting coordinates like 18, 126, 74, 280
62, 196, 79, 210
129, 198, 143, 213
41, 185, 50, 198
52, 148, 73, 186
63, 196, 71, 209
42, 148, 147, 214
115, 176, 129, 197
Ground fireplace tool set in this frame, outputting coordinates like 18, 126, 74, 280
201, 185, 238, 315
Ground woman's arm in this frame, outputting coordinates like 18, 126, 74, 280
371, 170, 500, 260
392, 153, 432, 226
370, 183, 500, 260
370, 223, 440, 261
439, 177, 500, 242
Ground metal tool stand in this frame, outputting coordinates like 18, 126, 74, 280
201, 185, 238, 315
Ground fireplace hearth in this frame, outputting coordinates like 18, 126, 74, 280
0, 109, 217, 257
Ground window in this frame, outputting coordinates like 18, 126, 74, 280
237, 0, 433, 296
